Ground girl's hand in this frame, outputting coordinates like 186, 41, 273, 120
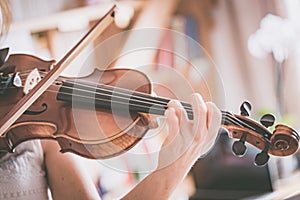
158, 93, 221, 169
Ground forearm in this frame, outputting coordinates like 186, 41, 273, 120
122, 97, 221, 200
122, 157, 192, 200
42, 140, 101, 200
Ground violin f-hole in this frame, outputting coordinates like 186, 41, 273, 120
24, 103, 48, 115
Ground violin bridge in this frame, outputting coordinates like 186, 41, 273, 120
23, 68, 41, 94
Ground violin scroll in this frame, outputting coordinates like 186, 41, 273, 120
270, 124, 299, 156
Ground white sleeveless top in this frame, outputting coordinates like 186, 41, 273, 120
0, 140, 49, 200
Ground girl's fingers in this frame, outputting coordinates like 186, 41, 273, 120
191, 93, 207, 135
167, 100, 189, 128
201, 101, 222, 155
165, 107, 179, 139
206, 102, 222, 134
164, 96, 221, 158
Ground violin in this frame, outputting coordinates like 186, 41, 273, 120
0, 5, 299, 167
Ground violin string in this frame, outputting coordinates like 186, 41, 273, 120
16, 70, 191, 111
66, 79, 191, 107
55, 84, 254, 129
36, 70, 188, 107
3, 82, 251, 129
16, 71, 214, 117
15, 80, 250, 129
221, 111, 254, 130
13, 71, 253, 129
64, 81, 256, 129
61, 89, 254, 130
59, 82, 189, 113
14, 72, 193, 113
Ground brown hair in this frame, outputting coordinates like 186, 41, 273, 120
0, 0, 11, 36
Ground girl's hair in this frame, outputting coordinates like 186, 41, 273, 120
0, 0, 11, 36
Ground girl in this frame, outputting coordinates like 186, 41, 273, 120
0, 1, 221, 199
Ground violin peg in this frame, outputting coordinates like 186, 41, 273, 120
254, 151, 270, 167
232, 133, 248, 157
260, 114, 275, 128
240, 101, 252, 116
254, 145, 270, 167
232, 140, 247, 157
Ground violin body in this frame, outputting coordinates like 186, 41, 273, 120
0, 51, 152, 159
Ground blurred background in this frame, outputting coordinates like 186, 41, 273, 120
2, 0, 300, 199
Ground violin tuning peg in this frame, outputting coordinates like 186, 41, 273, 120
232, 133, 247, 157
254, 146, 270, 167
254, 152, 270, 167
260, 114, 275, 128
232, 140, 247, 157
240, 101, 252, 116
